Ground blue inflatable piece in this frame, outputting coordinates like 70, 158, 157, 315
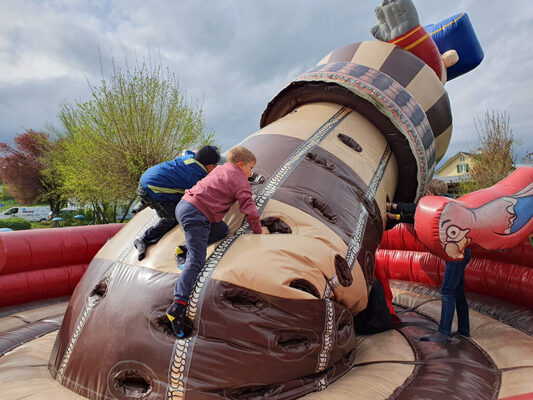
425, 13, 484, 81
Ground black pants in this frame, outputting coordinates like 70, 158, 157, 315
138, 185, 181, 244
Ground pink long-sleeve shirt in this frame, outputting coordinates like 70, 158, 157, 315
183, 162, 262, 234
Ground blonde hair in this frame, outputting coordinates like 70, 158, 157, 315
427, 179, 448, 196
226, 146, 256, 165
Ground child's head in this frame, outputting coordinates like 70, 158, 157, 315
426, 179, 448, 196
227, 146, 256, 178
195, 145, 222, 173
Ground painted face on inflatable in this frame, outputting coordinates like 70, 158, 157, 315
439, 203, 473, 258
438, 184, 533, 259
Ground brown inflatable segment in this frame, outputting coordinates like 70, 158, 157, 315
317, 40, 451, 147
182, 280, 357, 399
391, 282, 533, 399
0, 301, 68, 332
435, 125, 452, 163
261, 69, 431, 202
49, 258, 177, 400
254, 102, 396, 192
5, 281, 532, 399
0, 315, 63, 357
391, 310, 500, 400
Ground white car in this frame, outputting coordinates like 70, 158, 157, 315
0, 206, 51, 222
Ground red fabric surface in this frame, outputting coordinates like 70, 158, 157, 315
0, 224, 122, 307
0, 264, 88, 307
376, 249, 533, 309
388, 24, 443, 79
0, 224, 122, 275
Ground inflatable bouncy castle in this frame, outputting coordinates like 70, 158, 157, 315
1, 1, 532, 399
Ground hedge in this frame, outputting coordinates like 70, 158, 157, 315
0, 218, 32, 231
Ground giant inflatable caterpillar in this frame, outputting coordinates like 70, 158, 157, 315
47, 1, 490, 399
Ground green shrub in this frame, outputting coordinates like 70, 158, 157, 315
0, 217, 31, 231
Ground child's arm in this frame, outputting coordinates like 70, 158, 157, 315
235, 186, 263, 234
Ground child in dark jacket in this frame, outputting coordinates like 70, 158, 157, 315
166, 146, 268, 337
386, 179, 448, 223
133, 145, 222, 261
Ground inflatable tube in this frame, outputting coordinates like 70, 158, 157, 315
0, 264, 87, 308
376, 223, 533, 308
0, 224, 122, 275
415, 167, 533, 260
0, 224, 123, 308
425, 13, 484, 81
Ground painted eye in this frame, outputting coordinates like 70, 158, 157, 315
446, 225, 463, 241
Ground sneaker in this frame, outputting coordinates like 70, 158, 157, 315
174, 245, 188, 265
133, 239, 147, 261
166, 301, 186, 338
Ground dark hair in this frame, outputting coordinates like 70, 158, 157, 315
195, 145, 222, 166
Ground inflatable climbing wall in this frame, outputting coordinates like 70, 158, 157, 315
48, 38, 452, 400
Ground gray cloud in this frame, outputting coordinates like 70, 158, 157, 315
0, 0, 531, 166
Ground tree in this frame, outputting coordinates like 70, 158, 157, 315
0, 130, 48, 205
51, 59, 214, 223
465, 110, 516, 192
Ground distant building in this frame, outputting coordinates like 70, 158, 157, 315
434, 152, 474, 197
435, 151, 473, 179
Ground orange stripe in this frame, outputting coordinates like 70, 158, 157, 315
390, 25, 422, 44
429, 13, 466, 37
405, 33, 429, 51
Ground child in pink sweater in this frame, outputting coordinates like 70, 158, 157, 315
167, 146, 268, 337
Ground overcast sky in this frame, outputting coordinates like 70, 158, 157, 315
0, 0, 531, 168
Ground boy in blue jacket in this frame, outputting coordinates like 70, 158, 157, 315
133, 145, 222, 261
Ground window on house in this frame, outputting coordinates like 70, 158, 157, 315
460, 156, 465, 162
457, 164, 469, 173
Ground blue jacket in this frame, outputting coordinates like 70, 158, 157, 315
140, 151, 207, 202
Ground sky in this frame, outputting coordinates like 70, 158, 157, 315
0, 0, 532, 168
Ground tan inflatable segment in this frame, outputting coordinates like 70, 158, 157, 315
302, 330, 414, 399
212, 199, 369, 311
93, 193, 371, 310
350, 40, 394, 69
0, 302, 68, 332
94, 207, 187, 273
317, 52, 332, 66
0, 332, 85, 399
405, 64, 447, 111
316, 41, 395, 69
256, 102, 395, 189
500, 368, 533, 399
257, 102, 342, 143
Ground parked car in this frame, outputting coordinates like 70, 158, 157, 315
0, 206, 51, 222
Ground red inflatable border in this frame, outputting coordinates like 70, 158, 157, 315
376, 223, 533, 309
0, 224, 123, 308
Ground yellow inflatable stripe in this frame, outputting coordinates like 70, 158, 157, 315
404, 33, 429, 51
389, 25, 422, 44
429, 13, 466, 37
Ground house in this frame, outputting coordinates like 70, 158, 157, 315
434, 152, 475, 197
435, 151, 474, 178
